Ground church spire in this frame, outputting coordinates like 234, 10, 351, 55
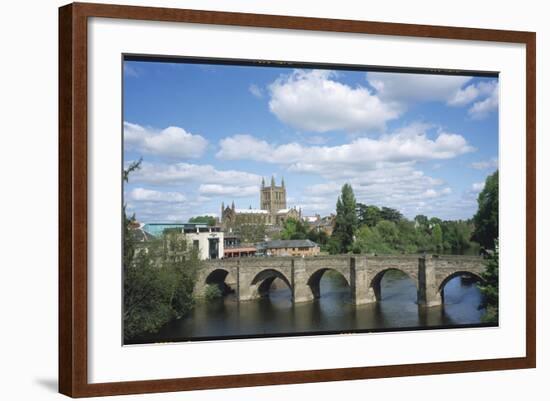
281, 176, 285, 188
271, 175, 275, 187
231, 201, 235, 211
261, 177, 265, 188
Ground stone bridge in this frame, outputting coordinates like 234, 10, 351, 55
196, 254, 486, 306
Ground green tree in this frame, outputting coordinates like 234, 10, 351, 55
123, 242, 175, 340
280, 218, 309, 240
122, 158, 200, 340
478, 239, 499, 323
414, 214, 429, 233
375, 220, 399, 247
330, 184, 358, 254
188, 215, 216, 226
357, 204, 382, 227
235, 222, 266, 243
352, 225, 392, 254
308, 229, 328, 246
380, 207, 403, 223
431, 223, 443, 252
472, 170, 499, 249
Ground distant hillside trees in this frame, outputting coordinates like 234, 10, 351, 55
328, 184, 481, 255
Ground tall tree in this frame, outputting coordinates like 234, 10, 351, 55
331, 184, 358, 253
472, 171, 499, 249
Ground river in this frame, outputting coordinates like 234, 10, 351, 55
129, 269, 488, 344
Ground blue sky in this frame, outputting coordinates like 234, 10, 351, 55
123, 60, 499, 223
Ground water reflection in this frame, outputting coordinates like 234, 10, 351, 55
130, 269, 486, 344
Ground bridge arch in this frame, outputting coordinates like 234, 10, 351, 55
369, 268, 417, 302
205, 268, 236, 295
437, 270, 484, 303
250, 269, 292, 298
307, 268, 350, 299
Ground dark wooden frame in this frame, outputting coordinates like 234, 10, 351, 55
59, 2, 536, 397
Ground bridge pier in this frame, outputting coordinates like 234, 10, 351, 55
237, 264, 259, 301
417, 256, 442, 307
351, 257, 373, 305
293, 258, 314, 302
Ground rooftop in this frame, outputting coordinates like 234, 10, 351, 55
142, 222, 214, 236
258, 239, 318, 249
235, 209, 269, 214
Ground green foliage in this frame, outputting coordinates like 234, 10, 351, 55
327, 234, 344, 255
235, 222, 266, 243
431, 224, 443, 252
380, 207, 403, 223
123, 247, 176, 340
280, 218, 309, 240
414, 214, 429, 232
352, 225, 393, 254
204, 284, 223, 300
478, 240, 499, 323
188, 215, 216, 226
123, 233, 201, 340
375, 220, 399, 246
472, 170, 499, 249
122, 158, 200, 341
330, 184, 358, 254
350, 214, 477, 256
357, 203, 382, 227
308, 229, 329, 246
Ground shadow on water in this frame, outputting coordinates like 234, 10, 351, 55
130, 269, 487, 344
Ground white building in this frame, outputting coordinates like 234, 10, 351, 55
142, 223, 224, 260
183, 226, 224, 260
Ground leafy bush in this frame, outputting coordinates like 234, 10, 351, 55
204, 284, 223, 300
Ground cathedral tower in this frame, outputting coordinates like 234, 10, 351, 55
260, 176, 286, 217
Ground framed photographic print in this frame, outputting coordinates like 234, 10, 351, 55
59, 2, 536, 397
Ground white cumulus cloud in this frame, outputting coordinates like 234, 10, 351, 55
470, 158, 498, 170
124, 122, 208, 159
268, 70, 401, 133
367, 72, 472, 103
472, 182, 485, 191
127, 187, 186, 202
199, 184, 259, 198
129, 162, 262, 186
216, 123, 475, 179
468, 83, 499, 120
248, 84, 263, 98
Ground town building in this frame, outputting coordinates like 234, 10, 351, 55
308, 214, 336, 236
256, 239, 320, 257
223, 234, 256, 258
141, 222, 224, 260
221, 176, 301, 228
173, 225, 224, 260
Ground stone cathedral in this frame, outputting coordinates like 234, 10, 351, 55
221, 176, 301, 228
